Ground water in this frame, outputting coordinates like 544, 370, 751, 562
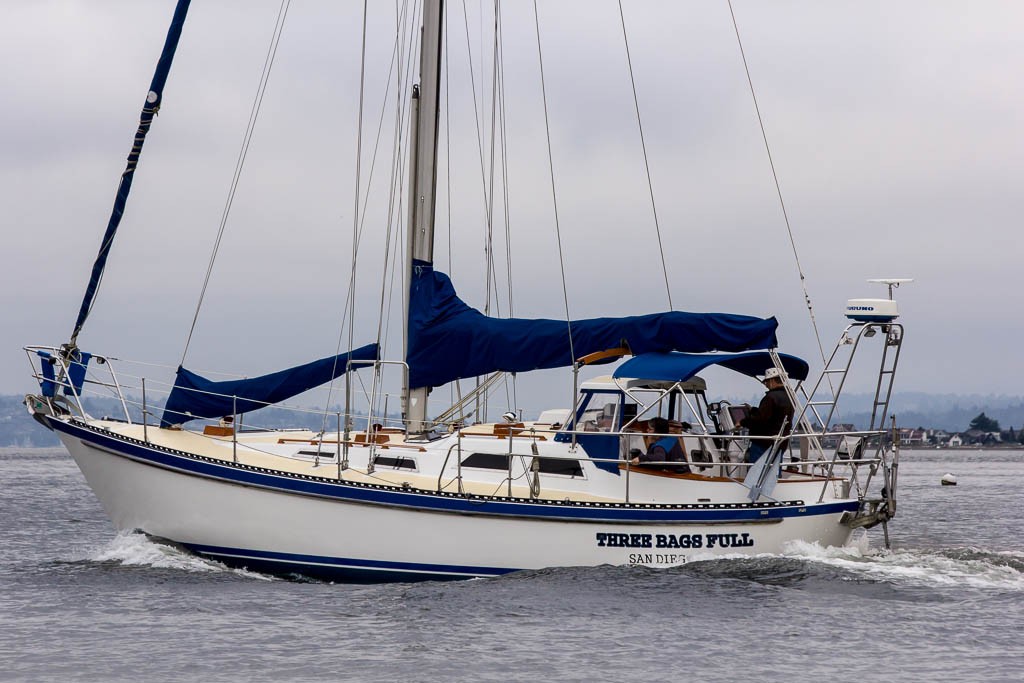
2, 448, 1022, 682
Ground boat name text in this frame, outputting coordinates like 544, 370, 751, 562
595, 532, 754, 549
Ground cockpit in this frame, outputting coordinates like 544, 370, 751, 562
556, 350, 810, 477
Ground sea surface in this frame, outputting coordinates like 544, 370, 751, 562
1, 448, 1022, 682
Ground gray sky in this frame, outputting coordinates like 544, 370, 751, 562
3, 1, 1023, 419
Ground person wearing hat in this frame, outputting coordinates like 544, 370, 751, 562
739, 367, 795, 463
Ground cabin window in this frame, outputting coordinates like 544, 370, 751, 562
576, 392, 620, 433
372, 455, 417, 471
461, 452, 584, 478
297, 449, 335, 459
537, 458, 584, 478
461, 452, 509, 470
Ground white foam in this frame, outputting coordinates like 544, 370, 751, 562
88, 531, 272, 580
680, 533, 873, 566
682, 535, 1023, 591
782, 539, 1024, 591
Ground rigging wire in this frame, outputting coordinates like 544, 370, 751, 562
443, 7, 468, 415
443, 6, 465, 413
495, 0, 517, 412
368, 0, 406, 430
531, 1, 576, 369
491, 0, 513, 413
445, 8, 454, 275
394, 2, 420, 424
483, 1, 506, 418
460, 0, 501, 422
321, 0, 414, 432
617, 0, 673, 311
179, 0, 292, 367
377, 0, 417, 355
459, 0, 498, 319
372, 0, 420, 423
377, 1, 422, 423
486, 4, 501, 320
726, 0, 828, 366
344, 0, 371, 408
497, 19, 513, 320
317, 0, 372, 435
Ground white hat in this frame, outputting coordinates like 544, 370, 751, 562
763, 367, 783, 382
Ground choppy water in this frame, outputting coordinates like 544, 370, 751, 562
2, 448, 1022, 682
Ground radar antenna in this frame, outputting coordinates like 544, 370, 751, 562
867, 278, 913, 300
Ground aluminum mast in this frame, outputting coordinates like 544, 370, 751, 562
403, 0, 444, 434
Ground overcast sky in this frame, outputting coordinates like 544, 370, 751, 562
2, 1, 1022, 420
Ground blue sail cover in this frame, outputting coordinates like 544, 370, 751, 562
407, 260, 779, 389
612, 351, 809, 383
36, 352, 57, 398
35, 350, 93, 397
64, 351, 93, 396
160, 343, 379, 427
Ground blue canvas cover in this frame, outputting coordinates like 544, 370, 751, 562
407, 260, 780, 389
64, 351, 93, 397
35, 350, 92, 397
160, 343, 379, 427
613, 351, 809, 383
36, 351, 57, 398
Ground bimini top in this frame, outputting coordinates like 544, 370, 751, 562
407, 260, 781, 389
612, 351, 809, 383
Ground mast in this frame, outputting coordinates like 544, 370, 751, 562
404, 0, 444, 435
68, 0, 193, 350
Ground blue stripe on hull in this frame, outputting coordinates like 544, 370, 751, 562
184, 543, 516, 583
52, 418, 858, 523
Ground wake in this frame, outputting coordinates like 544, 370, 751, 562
84, 530, 274, 580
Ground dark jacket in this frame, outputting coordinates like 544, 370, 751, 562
742, 387, 795, 449
639, 436, 690, 473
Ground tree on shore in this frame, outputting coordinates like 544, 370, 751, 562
969, 412, 1000, 432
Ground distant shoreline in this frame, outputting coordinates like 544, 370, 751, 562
901, 444, 1024, 451
0, 446, 66, 456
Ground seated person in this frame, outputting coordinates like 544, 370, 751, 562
630, 417, 690, 473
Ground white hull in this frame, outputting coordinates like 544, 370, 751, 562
58, 420, 856, 580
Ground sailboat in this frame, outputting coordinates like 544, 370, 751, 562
25, 1, 906, 581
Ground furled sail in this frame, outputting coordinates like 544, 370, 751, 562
406, 260, 779, 389
160, 343, 379, 427
69, 0, 192, 347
